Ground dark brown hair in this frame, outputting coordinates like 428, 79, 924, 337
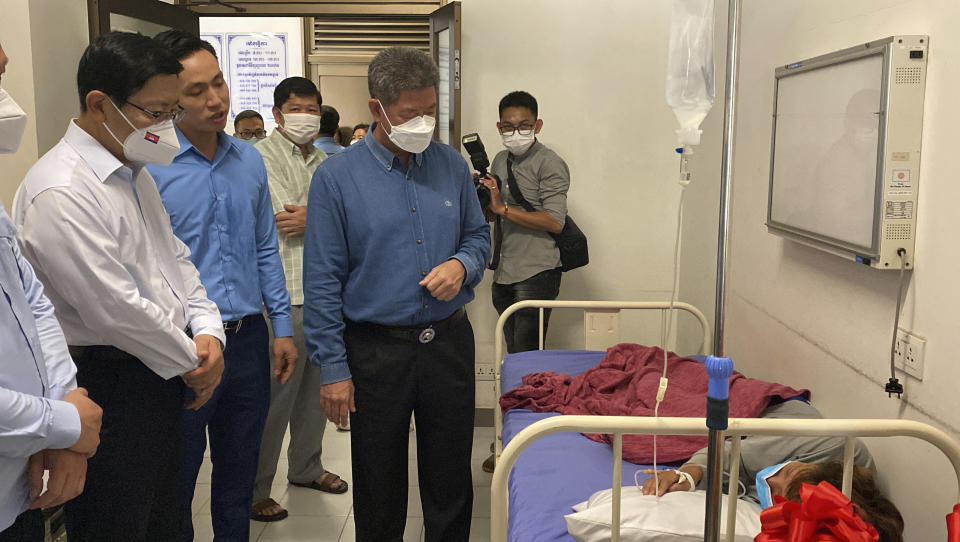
785, 462, 903, 542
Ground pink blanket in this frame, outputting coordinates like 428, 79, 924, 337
499, 344, 809, 463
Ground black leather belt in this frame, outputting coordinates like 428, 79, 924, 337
223, 314, 259, 334
347, 307, 466, 344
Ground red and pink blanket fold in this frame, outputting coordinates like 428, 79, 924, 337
499, 343, 809, 463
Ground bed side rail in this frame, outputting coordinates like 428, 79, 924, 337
489, 416, 960, 542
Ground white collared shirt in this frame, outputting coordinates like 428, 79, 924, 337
11, 120, 226, 379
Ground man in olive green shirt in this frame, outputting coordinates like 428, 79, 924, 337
251, 77, 346, 523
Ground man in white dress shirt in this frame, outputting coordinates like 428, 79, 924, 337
11, 32, 226, 541
0, 40, 103, 542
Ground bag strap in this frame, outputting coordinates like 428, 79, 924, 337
488, 215, 503, 270
506, 155, 537, 213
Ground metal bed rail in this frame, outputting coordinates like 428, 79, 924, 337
490, 415, 960, 542
492, 300, 713, 462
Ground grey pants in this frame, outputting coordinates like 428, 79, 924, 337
253, 305, 328, 501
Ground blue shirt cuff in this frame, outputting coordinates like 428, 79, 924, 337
271, 316, 294, 338
450, 254, 478, 287
47, 399, 82, 450
319, 358, 352, 385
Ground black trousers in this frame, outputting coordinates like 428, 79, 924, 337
65, 346, 185, 542
178, 314, 270, 542
492, 268, 562, 353
344, 314, 475, 542
0, 509, 43, 542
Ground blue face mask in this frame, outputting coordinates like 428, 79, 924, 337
755, 462, 792, 509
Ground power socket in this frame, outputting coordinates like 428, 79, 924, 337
894, 328, 926, 380
475, 364, 496, 381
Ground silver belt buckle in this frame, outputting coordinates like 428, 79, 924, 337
418, 326, 436, 344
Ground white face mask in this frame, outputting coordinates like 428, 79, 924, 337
0, 88, 28, 154
103, 101, 180, 166
378, 101, 435, 154
234, 135, 265, 146
280, 112, 322, 145
502, 131, 536, 156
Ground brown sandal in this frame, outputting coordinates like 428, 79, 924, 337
291, 471, 348, 494
251, 498, 288, 522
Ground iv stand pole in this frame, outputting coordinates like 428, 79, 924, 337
707, 0, 742, 541
714, 0, 742, 357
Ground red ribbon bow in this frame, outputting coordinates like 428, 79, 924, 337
947, 503, 960, 542
754, 481, 879, 542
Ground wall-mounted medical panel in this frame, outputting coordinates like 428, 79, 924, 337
766, 35, 928, 269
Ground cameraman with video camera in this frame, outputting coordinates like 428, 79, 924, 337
476, 90, 570, 354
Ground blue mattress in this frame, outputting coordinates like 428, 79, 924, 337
500, 349, 705, 542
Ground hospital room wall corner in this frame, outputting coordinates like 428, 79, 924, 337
0, 0, 88, 208
723, 1, 960, 539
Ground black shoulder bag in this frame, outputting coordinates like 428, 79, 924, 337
505, 156, 588, 272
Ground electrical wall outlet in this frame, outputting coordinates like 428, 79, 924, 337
894, 328, 926, 380
475, 364, 496, 381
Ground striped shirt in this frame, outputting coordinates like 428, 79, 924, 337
255, 129, 326, 305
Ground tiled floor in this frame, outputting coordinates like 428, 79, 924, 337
190, 423, 495, 542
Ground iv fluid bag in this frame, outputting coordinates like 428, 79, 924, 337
666, 0, 716, 146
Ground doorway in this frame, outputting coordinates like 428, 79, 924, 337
177, 0, 460, 147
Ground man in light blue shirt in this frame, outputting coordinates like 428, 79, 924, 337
312, 105, 345, 156
0, 204, 104, 540
147, 31, 297, 541
0, 42, 102, 541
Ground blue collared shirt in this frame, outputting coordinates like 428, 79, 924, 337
0, 204, 81, 531
303, 126, 490, 384
148, 129, 293, 338
313, 136, 344, 156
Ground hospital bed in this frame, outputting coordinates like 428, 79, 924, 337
490, 300, 712, 541
488, 300, 960, 542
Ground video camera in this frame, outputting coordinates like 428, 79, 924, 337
462, 133, 500, 209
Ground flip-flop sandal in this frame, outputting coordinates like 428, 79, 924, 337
291, 471, 349, 494
482, 453, 495, 473
251, 498, 288, 522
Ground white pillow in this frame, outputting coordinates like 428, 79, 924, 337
565, 487, 763, 542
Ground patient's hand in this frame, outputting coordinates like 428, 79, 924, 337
641, 465, 702, 496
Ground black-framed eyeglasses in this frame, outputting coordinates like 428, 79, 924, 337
125, 101, 186, 123
237, 129, 267, 139
498, 124, 536, 136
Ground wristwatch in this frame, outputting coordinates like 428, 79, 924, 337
503, 203, 509, 216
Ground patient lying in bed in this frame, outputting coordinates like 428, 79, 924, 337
640, 399, 904, 542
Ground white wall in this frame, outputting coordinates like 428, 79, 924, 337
725, 1, 960, 539
0, 0, 88, 208
459, 0, 725, 405
199, 17, 304, 135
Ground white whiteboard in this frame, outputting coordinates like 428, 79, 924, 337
769, 54, 884, 252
